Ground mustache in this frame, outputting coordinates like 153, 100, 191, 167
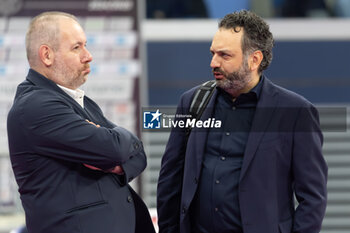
212, 67, 225, 75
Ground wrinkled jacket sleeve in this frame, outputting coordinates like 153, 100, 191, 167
8, 89, 145, 173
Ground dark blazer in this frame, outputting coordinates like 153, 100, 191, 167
7, 69, 155, 233
157, 76, 328, 233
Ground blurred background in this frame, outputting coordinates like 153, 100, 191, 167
0, 0, 349, 232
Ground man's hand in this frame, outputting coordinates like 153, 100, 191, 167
84, 164, 124, 175
84, 119, 124, 175
107, 165, 124, 175
86, 119, 100, 127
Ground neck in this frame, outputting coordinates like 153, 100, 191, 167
31, 66, 52, 81
241, 73, 260, 93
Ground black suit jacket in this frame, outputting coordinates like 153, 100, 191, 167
7, 69, 155, 233
157, 76, 327, 233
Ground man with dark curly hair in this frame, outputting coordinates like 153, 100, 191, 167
157, 10, 327, 233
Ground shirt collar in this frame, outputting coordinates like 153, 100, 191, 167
249, 75, 264, 100
217, 75, 264, 106
57, 84, 85, 108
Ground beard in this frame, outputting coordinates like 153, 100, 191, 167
52, 57, 89, 90
214, 58, 253, 96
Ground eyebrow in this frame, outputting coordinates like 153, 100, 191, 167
73, 41, 87, 46
210, 48, 232, 54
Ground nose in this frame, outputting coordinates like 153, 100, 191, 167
210, 55, 219, 69
82, 47, 93, 63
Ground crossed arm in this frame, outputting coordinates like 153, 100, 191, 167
12, 92, 146, 182
84, 120, 124, 175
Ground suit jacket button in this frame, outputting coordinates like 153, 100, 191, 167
127, 195, 133, 203
133, 142, 139, 149
182, 206, 187, 214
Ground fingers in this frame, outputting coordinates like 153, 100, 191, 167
84, 163, 124, 175
85, 119, 100, 128
108, 165, 125, 175
83, 164, 102, 170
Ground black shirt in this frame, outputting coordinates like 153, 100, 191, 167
190, 77, 263, 233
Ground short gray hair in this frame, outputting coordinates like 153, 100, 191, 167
25, 11, 78, 66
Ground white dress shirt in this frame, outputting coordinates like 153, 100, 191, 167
57, 84, 85, 108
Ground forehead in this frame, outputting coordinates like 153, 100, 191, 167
210, 28, 243, 53
59, 18, 86, 43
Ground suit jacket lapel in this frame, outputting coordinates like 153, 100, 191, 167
240, 78, 279, 182
26, 69, 91, 119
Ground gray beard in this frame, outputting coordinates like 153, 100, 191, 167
215, 60, 252, 96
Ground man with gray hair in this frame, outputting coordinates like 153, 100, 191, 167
7, 11, 155, 233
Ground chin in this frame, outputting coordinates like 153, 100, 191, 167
216, 79, 229, 89
81, 75, 88, 83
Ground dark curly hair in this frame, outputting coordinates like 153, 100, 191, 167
219, 10, 274, 73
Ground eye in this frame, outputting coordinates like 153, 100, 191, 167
220, 52, 231, 59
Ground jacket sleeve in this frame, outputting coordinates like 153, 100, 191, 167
10, 90, 143, 171
292, 104, 328, 233
157, 90, 194, 233
113, 127, 147, 185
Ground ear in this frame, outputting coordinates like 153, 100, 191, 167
248, 50, 263, 72
38, 45, 54, 67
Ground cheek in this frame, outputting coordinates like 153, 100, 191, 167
222, 61, 239, 74
65, 57, 80, 70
